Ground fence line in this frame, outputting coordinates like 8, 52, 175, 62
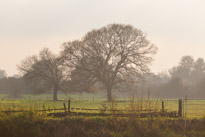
0, 99, 179, 118
2, 98, 205, 118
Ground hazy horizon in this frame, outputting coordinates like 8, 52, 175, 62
1, 0, 205, 76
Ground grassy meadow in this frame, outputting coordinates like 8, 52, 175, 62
0, 93, 205, 118
1, 93, 205, 137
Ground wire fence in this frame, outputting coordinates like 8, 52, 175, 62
161, 98, 205, 118
183, 99, 205, 118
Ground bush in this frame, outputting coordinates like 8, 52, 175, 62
0, 111, 44, 137
1, 113, 205, 137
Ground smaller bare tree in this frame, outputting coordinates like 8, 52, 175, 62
18, 48, 69, 101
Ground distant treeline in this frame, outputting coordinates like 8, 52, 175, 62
0, 77, 25, 97
144, 55, 205, 98
1, 55, 205, 99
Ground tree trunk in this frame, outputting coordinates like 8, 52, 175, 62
53, 87, 58, 101
107, 87, 112, 102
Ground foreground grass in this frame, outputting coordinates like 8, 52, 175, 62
1, 111, 205, 137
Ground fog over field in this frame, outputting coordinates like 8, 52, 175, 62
1, 0, 205, 76
2, 1, 205, 137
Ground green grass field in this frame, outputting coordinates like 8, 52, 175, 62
0, 93, 107, 112
0, 93, 205, 118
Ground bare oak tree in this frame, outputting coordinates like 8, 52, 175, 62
18, 48, 68, 101
62, 24, 157, 101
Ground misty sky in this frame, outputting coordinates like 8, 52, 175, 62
0, 0, 205, 76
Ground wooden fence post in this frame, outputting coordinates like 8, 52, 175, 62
162, 101, 164, 112
178, 99, 182, 117
68, 100, 71, 113
63, 103, 67, 114
148, 113, 153, 128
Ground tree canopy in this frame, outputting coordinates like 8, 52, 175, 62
61, 24, 157, 101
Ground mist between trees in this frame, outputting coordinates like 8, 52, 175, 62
0, 24, 204, 100
146, 55, 205, 98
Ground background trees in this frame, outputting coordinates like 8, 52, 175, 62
169, 56, 194, 81
144, 55, 205, 98
2, 24, 205, 99
0, 69, 7, 78
67, 67, 96, 93
62, 24, 157, 101
4, 77, 25, 98
0, 76, 26, 97
169, 56, 205, 85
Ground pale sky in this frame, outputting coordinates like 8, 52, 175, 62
0, 0, 205, 76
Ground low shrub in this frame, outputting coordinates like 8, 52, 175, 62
1, 113, 205, 137
0, 111, 44, 137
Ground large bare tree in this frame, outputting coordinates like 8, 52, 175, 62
18, 48, 68, 101
62, 24, 157, 101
